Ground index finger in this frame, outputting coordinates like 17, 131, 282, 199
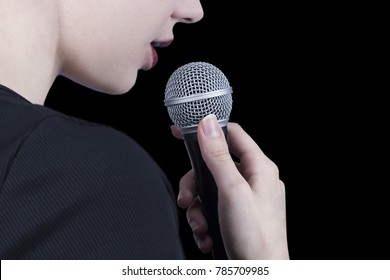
197, 115, 247, 191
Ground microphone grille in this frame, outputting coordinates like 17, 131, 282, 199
164, 62, 233, 131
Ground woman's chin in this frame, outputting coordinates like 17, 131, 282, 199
91, 77, 136, 95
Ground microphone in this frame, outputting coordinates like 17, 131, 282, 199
164, 61, 233, 260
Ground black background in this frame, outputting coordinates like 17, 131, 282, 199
45, 2, 388, 260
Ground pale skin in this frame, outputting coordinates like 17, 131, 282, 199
173, 116, 289, 259
0, 0, 289, 259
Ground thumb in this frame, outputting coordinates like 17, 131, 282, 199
197, 114, 244, 190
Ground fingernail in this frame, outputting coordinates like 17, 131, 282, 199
177, 190, 182, 202
202, 114, 221, 138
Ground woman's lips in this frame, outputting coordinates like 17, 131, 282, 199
148, 40, 173, 69
151, 45, 158, 68
154, 40, 173, 48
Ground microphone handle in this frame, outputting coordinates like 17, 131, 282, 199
183, 126, 229, 260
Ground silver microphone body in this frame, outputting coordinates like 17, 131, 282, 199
164, 62, 233, 260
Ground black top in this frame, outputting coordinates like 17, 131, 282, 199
0, 84, 185, 259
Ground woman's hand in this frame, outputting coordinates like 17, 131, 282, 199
172, 114, 289, 259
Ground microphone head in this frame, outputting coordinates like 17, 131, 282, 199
164, 61, 233, 134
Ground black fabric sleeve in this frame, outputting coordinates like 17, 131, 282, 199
0, 115, 185, 259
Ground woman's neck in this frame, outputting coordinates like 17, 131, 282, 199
0, 1, 62, 105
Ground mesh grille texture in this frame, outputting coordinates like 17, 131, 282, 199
164, 62, 233, 129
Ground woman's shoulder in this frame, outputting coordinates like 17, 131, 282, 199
0, 102, 184, 260
1, 100, 170, 193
